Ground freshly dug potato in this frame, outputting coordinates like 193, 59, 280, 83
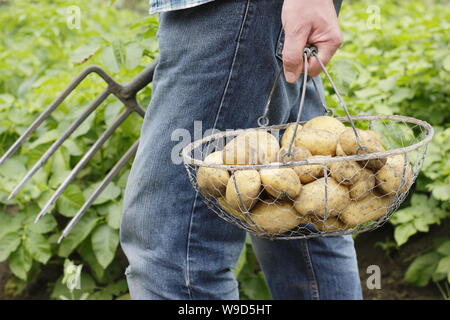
217, 197, 247, 222
293, 155, 326, 184
362, 158, 387, 172
366, 130, 383, 144
329, 160, 363, 185
281, 123, 302, 148
222, 130, 280, 165
312, 216, 349, 232
197, 151, 230, 197
303, 116, 346, 136
339, 128, 387, 171
376, 155, 413, 195
260, 168, 302, 199
339, 128, 385, 155
349, 168, 376, 200
340, 192, 393, 227
278, 145, 312, 163
295, 128, 338, 156
293, 177, 350, 218
250, 201, 304, 234
336, 142, 346, 156
226, 170, 261, 211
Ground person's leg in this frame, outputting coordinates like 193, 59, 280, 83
251, 234, 362, 300
120, 0, 301, 300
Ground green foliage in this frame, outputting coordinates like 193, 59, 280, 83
328, 0, 450, 290
0, 0, 157, 297
0, 204, 57, 279
233, 237, 272, 300
52, 268, 129, 300
90, 224, 119, 269
54, 258, 128, 299
404, 239, 450, 287
421, 128, 450, 201
328, 0, 450, 126
390, 194, 448, 246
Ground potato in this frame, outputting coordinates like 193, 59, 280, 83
339, 128, 385, 155
226, 170, 261, 212
294, 177, 350, 218
349, 168, 376, 200
278, 145, 312, 163
250, 201, 304, 234
339, 128, 387, 170
217, 197, 247, 222
223, 130, 280, 165
303, 116, 346, 136
329, 160, 363, 185
295, 128, 338, 156
293, 155, 326, 184
376, 155, 413, 195
197, 151, 230, 197
312, 216, 349, 232
362, 158, 387, 172
366, 130, 383, 144
277, 147, 322, 184
340, 192, 393, 227
336, 142, 347, 156
281, 123, 302, 148
260, 168, 301, 199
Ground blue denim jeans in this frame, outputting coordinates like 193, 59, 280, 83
120, 0, 362, 300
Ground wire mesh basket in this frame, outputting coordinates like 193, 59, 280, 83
181, 47, 434, 240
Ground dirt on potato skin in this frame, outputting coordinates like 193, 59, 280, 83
355, 222, 446, 300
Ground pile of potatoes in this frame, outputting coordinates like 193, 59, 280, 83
196, 116, 414, 235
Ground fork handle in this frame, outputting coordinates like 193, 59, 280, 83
123, 58, 159, 97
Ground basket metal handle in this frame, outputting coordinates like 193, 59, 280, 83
258, 46, 367, 159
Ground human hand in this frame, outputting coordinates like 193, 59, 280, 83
281, 0, 343, 82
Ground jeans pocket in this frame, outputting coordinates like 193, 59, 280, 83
275, 26, 284, 62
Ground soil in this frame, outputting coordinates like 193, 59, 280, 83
0, 263, 11, 296
355, 221, 447, 300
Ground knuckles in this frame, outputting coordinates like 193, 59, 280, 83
329, 31, 344, 48
284, 22, 313, 38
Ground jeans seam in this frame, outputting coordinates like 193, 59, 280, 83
303, 240, 320, 300
185, 1, 252, 299
211, 0, 251, 131
185, 195, 198, 299
234, 0, 252, 42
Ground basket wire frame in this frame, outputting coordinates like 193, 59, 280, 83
182, 48, 434, 240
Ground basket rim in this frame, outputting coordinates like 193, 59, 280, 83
181, 114, 434, 170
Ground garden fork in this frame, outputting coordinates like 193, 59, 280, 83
0, 60, 157, 243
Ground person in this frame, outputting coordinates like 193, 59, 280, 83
120, 0, 363, 300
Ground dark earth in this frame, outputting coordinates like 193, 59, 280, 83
356, 221, 447, 300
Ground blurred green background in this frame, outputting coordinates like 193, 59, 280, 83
0, 0, 448, 299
